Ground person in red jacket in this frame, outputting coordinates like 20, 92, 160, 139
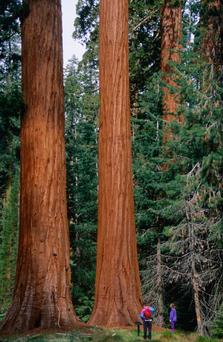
140, 304, 155, 340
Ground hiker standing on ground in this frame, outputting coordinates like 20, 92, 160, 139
140, 304, 155, 340
169, 303, 177, 333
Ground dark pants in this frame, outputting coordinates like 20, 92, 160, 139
143, 319, 152, 340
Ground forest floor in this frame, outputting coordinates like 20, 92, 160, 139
0, 326, 223, 342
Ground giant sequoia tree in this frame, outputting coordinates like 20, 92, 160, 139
89, 0, 142, 327
0, 0, 79, 333
161, 0, 182, 143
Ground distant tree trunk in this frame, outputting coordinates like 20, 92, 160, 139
201, 0, 222, 66
156, 238, 164, 327
89, 0, 142, 327
0, 0, 79, 333
160, 0, 183, 143
200, 0, 223, 87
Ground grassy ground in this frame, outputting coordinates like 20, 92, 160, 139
0, 327, 222, 342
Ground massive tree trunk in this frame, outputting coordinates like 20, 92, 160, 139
89, 0, 142, 327
161, 0, 183, 143
0, 0, 79, 334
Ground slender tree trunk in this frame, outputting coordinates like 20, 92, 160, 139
156, 238, 164, 327
161, 0, 183, 143
0, 0, 79, 333
191, 242, 204, 335
191, 266, 204, 336
186, 205, 204, 336
89, 0, 142, 327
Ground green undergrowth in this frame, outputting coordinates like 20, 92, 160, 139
1, 328, 223, 342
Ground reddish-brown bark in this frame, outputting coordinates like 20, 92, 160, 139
89, 0, 142, 327
0, 0, 79, 334
161, 0, 183, 143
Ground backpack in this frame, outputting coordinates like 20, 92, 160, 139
144, 308, 152, 319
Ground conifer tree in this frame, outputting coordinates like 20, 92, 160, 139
0, 0, 79, 333
161, 0, 183, 143
89, 0, 142, 327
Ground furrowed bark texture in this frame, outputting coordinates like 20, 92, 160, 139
0, 0, 79, 333
201, 0, 222, 66
89, 0, 142, 327
161, 0, 183, 143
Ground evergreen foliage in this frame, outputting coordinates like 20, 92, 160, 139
211, 302, 223, 338
0, 0, 22, 76
64, 57, 98, 320
0, 0, 21, 198
0, 82, 21, 198
0, 0, 21, 317
129, 0, 162, 100
0, 172, 19, 315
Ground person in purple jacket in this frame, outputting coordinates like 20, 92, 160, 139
169, 303, 177, 333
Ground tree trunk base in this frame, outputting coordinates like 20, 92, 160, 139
89, 302, 141, 327
0, 302, 83, 334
